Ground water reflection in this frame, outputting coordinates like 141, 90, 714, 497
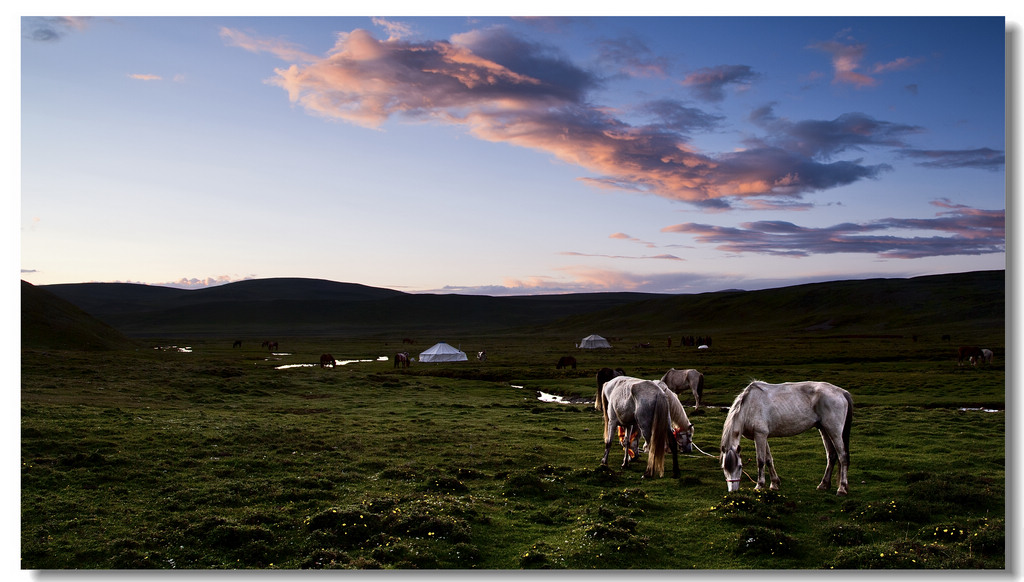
275, 356, 388, 370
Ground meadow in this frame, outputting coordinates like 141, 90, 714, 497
21, 331, 1005, 570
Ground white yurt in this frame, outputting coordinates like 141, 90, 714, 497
578, 334, 612, 349
419, 342, 468, 362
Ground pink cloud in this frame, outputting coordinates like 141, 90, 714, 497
222, 26, 955, 209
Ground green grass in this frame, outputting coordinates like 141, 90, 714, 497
21, 333, 1005, 569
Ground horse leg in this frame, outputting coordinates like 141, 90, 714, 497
667, 427, 680, 478
621, 425, 635, 469
820, 425, 850, 495
601, 419, 617, 466
753, 435, 774, 490
817, 428, 838, 492
764, 441, 781, 490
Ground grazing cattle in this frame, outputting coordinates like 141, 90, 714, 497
319, 354, 335, 368
957, 346, 984, 367
556, 356, 577, 370
720, 380, 852, 496
232, 340, 242, 348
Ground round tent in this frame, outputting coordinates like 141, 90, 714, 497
419, 342, 468, 363
578, 334, 612, 349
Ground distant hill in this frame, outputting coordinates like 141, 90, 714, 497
21, 281, 137, 350
532, 270, 1005, 340
41, 278, 659, 337
38, 270, 1004, 340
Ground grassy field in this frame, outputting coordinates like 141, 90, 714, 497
20, 331, 1005, 570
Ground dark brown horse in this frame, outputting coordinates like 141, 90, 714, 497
232, 340, 242, 348
957, 346, 984, 366
556, 356, 577, 370
394, 352, 410, 369
319, 354, 335, 368
262, 341, 279, 351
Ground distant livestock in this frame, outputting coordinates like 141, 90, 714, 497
957, 346, 985, 367
556, 356, 577, 370
232, 340, 242, 348
394, 352, 410, 369
319, 354, 335, 368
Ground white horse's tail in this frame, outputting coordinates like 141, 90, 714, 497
647, 394, 670, 478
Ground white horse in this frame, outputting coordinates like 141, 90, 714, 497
660, 368, 704, 408
720, 380, 852, 496
599, 376, 693, 478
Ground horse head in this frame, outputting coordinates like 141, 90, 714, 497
721, 445, 743, 492
672, 425, 693, 454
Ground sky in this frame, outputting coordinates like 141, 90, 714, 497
17, 10, 1011, 296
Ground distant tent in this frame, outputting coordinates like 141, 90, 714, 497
419, 342, 468, 363
578, 334, 612, 349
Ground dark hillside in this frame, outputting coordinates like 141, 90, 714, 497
21, 281, 137, 350
534, 270, 1004, 340
38, 270, 1003, 340
42, 279, 661, 337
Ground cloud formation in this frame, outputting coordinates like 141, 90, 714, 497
22, 17, 91, 42
662, 200, 1004, 259
223, 24, 1000, 211
898, 148, 1005, 171
809, 34, 922, 88
682, 64, 758, 102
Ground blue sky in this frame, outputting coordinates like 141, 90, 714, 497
18, 11, 1010, 295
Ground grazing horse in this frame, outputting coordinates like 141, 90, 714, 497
981, 348, 994, 364
556, 356, 577, 370
477, 351, 487, 362
394, 352, 410, 369
232, 340, 242, 349
720, 380, 852, 496
957, 346, 984, 366
599, 376, 693, 478
594, 367, 627, 411
661, 368, 705, 408
402, 338, 415, 345
319, 354, 335, 368
262, 341, 278, 351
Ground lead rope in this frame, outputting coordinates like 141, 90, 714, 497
690, 442, 758, 484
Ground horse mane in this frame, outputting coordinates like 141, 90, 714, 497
721, 380, 761, 449
659, 382, 691, 430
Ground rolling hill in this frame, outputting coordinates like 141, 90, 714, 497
36, 270, 1004, 340
21, 281, 138, 350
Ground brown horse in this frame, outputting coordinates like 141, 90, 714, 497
957, 346, 984, 366
394, 352, 410, 369
556, 356, 577, 370
232, 340, 242, 348
262, 341, 279, 351
319, 354, 335, 368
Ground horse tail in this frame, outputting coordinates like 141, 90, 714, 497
647, 394, 669, 478
842, 391, 853, 465
696, 373, 705, 405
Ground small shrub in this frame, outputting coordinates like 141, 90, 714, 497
734, 525, 798, 557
